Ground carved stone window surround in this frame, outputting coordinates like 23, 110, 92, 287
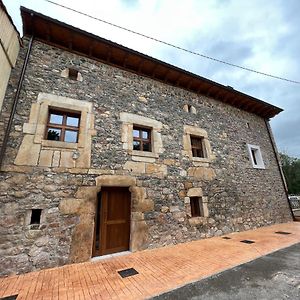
185, 187, 209, 226
120, 112, 164, 162
15, 93, 95, 168
182, 125, 214, 165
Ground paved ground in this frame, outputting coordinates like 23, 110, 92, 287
0, 222, 300, 300
154, 242, 300, 300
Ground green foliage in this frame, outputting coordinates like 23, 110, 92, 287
280, 153, 300, 195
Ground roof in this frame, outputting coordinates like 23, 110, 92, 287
21, 6, 283, 119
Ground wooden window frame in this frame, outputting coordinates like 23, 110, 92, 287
45, 109, 81, 143
190, 136, 206, 158
132, 126, 152, 152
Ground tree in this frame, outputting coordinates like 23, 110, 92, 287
280, 153, 300, 195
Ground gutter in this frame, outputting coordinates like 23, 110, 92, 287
0, 35, 34, 169
264, 119, 295, 221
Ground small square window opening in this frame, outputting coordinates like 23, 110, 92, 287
68, 68, 79, 80
133, 126, 152, 152
191, 136, 206, 158
190, 197, 203, 217
46, 109, 80, 143
30, 209, 42, 225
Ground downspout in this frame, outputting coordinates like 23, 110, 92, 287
264, 119, 295, 221
0, 35, 34, 169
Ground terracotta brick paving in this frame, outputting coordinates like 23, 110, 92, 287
1, 222, 300, 300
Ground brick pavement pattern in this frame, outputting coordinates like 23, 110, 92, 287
1, 222, 300, 300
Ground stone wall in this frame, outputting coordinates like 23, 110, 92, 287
0, 38, 292, 276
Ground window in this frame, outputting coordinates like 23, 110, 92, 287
133, 126, 152, 152
120, 112, 163, 161
190, 197, 203, 217
191, 136, 206, 158
60, 68, 83, 81
68, 68, 79, 80
247, 144, 265, 169
183, 104, 196, 114
183, 126, 213, 163
30, 209, 42, 225
46, 109, 80, 143
251, 149, 257, 164
15, 93, 94, 168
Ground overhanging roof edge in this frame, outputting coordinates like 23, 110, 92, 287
20, 6, 283, 119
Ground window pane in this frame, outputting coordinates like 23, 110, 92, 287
47, 128, 61, 141
133, 129, 140, 138
133, 140, 141, 150
143, 142, 151, 152
196, 148, 204, 158
192, 148, 197, 157
251, 149, 258, 165
49, 113, 63, 124
191, 137, 205, 158
142, 130, 149, 139
64, 130, 78, 143
66, 116, 79, 127
191, 137, 202, 147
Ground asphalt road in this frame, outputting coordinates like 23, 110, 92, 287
153, 242, 300, 300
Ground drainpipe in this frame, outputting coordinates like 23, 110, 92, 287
0, 35, 34, 169
264, 119, 295, 221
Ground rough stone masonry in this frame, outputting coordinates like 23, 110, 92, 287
0, 37, 292, 276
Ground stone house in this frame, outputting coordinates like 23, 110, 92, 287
0, 7, 293, 276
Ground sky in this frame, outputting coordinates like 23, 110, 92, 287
3, 0, 300, 158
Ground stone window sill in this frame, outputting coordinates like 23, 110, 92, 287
41, 140, 78, 149
191, 157, 211, 163
247, 166, 266, 170
28, 224, 41, 230
130, 150, 159, 158
190, 216, 206, 220
188, 216, 208, 226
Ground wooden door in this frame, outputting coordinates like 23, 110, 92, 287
93, 187, 131, 256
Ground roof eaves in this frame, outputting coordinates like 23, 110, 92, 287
20, 6, 283, 119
